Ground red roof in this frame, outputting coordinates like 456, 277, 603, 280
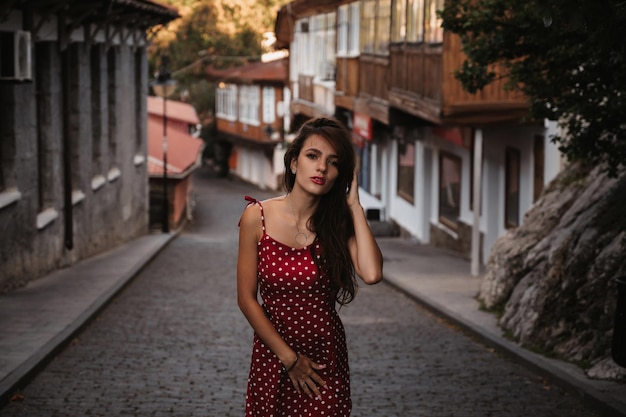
147, 96, 200, 125
206, 57, 288, 84
147, 112, 204, 178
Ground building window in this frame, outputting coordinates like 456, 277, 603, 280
397, 140, 415, 203
361, 0, 376, 54
394, 0, 440, 44
505, 147, 520, 228
348, 3, 361, 55
407, 0, 425, 42
312, 12, 336, 80
339, 4, 362, 56
262, 86, 275, 124
312, 15, 324, 77
362, 0, 391, 55
376, 0, 392, 55
239, 85, 260, 126
325, 12, 337, 79
338, 5, 348, 56
216, 83, 237, 121
391, 0, 407, 43
439, 151, 461, 229
424, 0, 443, 43
294, 19, 312, 76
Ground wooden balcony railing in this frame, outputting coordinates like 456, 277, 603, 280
298, 74, 315, 103
390, 45, 442, 103
358, 55, 389, 101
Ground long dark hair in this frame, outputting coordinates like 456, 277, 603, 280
283, 117, 357, 305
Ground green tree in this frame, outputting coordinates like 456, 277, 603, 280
440, 0, 626, 176
147, 0, 291, 119
148, 2, 263, 116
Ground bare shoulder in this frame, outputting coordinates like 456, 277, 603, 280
239, 201, 262, 228
239, 196, 285, 228
260, 195, 287, 212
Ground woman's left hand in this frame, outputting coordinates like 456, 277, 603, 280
347, 169, 360, 208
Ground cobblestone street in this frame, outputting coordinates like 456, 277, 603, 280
1, 169, 603, 417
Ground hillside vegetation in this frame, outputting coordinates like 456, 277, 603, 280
147, 0, 289, 122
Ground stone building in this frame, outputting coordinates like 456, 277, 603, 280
0, 0, 178, 293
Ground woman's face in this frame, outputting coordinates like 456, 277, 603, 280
291, 134, 340, 196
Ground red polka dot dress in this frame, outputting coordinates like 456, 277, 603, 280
243, 198, 351, 417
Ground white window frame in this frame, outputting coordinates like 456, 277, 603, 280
216, 83, 237, 121
262, 86, 275, 124
239, 85, 260, 126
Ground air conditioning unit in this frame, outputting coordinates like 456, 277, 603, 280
0, 30, 32, 82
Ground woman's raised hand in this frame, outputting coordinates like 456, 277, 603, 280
347, 169, 360, 208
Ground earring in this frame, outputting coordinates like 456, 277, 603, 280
291, 169, 296, 174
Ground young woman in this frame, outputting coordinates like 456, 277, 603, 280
237, 116, 383, 417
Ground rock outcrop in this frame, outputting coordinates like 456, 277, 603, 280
479, 162, 626, 381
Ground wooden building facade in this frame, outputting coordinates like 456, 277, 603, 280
275, 0, 563, 269
212, 58, 290, 191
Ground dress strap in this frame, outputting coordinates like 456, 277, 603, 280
242, 195, 266, 232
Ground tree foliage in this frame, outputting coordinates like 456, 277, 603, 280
147, 0, 288, 123
440, 0, 626, 176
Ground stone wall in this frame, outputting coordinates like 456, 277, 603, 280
0, 40, 149, 293
479, 162, 626, 380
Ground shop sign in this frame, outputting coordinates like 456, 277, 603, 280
433, 126, 473, 149
353, 113, 373, 141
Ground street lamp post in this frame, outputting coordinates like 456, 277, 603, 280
151, 56, 177, 233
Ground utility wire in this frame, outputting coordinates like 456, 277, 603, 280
171, 53, 264, 76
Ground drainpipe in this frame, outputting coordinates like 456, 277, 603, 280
471, 128, 483, 276
61, 43, 73, 250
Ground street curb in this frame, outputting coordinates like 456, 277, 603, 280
382, 277, 626, 417
0, 232, 179, 407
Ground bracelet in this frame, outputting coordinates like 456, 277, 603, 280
282, 352, 299, 374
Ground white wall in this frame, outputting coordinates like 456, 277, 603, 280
387, 139, 423, 239
544, 119, 564, 186
480, 124, 547, 262
381, 123, 562, 263
233, 145, 284, 191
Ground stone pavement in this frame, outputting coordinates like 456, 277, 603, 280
0, 233, 177, 406
0, 217, 625, 414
